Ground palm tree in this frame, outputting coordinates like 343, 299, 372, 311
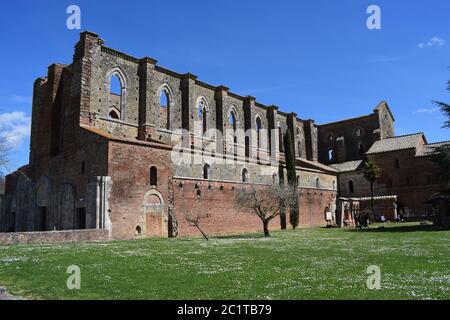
364, 161, 382, 220
433, 78, 450, 193
433, 79, 450, 129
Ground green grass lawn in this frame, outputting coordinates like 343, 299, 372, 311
0, 222, 448, 300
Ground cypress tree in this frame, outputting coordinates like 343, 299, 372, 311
284, 129, 300, 229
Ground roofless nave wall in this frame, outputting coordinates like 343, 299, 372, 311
1, 31, 447, 240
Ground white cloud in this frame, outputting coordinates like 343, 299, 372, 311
0, 111, 31, 149
418, 37, 446, 49
414, 107, 440, 114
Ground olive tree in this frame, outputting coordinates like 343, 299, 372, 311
235, 184, 298, 237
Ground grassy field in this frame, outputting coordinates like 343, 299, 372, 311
0, 222, 448, 300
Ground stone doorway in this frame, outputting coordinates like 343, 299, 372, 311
142, 190, 167, 237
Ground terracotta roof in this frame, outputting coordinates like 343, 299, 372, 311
416, 140, 450, 157
297, 158, 339, 173
366, 133, 424, 155
80, 125, 113, 139
331, 160, 363, 172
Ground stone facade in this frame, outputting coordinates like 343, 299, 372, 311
1, 31, 448, 240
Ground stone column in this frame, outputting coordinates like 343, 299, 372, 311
215, 85, 229, 156
73, 31, 104, 127
266, 105, 278, 164
180, 73, 197, 148
287, 112, 298, 158
138, 57, 158, 140
304, 119, 318, 161
243, 96, 256, 160
87, 176, 112, 232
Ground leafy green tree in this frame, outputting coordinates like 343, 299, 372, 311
284, 130, 300, 229
363, 161, 382, 220
433, 79, 450, 128
433, 148, 450, 193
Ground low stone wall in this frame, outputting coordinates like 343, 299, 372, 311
0, 229, 110, 246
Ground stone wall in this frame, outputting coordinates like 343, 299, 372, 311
318, 114, 380, 164
0, 229, 110, 245
75, 31, 310, 165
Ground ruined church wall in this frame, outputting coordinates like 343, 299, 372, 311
78, 32, 307, 164
106, 140, 173, 238
318, 114, 380, 164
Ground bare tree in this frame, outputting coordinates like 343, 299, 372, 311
0, 172, 5, 195
0, 133, 11, 171
178, 198, 211, 241
235, 184, 298, 237
183, 207, 210, 241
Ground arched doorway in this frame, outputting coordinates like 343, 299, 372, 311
142, 190, 167, 237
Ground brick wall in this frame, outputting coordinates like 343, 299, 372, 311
368, 150, 443, 216
174, 180, 336, 237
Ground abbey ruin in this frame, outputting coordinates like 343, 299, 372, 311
0, 31, 448, 241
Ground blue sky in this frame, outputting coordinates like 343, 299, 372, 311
0, 0, 449, 174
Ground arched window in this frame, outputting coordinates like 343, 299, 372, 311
315, 177, 320, 189
332, 180, 336, 190
136, 226, 142, 234
198, 100, 207, 135
108, 73, 124, 120
256, 117, 262, 149
203, 164, 210, 180
159, 89, 171, 130
349, 180, 354, 193
296, 175, 300, 186
110, 74, 122, 95
242, 168, 249, 183
150, 166, 158, 186
108, 108, 120, 120
229, 110, 238, 145
160, 90, 168, 108
298, 140, 302, 157
358, 143, 364, 156
328, 149, 334, 162
229, 111, 237, 131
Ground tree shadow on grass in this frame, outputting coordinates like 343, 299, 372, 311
175, 232, 267, 242
213, 233, 267, 240
348, 224, 447, 233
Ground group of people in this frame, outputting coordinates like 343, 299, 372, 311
354, 212, 403, 229
354, 212, 370, 229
